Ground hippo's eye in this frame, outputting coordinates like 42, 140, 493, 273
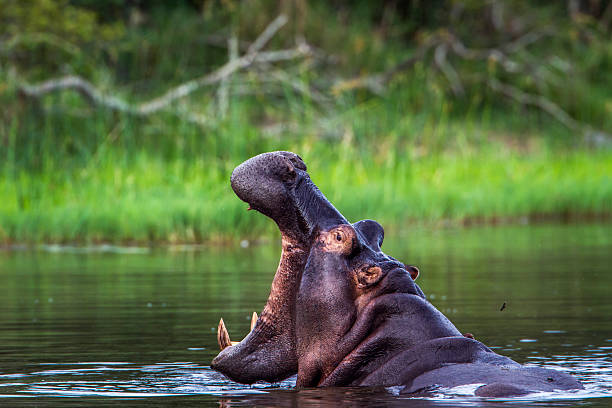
322, 226, 355, 255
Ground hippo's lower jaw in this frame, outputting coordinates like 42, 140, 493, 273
211, 314, 298, 384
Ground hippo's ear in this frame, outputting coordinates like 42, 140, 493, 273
356, 266, 383, 289
405, 265, 419, 280
353, 220, 384, 251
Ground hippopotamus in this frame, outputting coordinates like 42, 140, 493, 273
211, 151, 583, 397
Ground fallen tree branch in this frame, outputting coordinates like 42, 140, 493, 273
330, 28, 594, 136
20, 46, 311, 115
247, 14, 288, 55
502, 30, 551, 54
332, 29, 551, 95
19, 76, 137, 113
138, 46, 311, 114
487, 78, 580, 131
270, 70, 330, 104
434, 43, 464, 96
448, 34, 522, 74
217, 34, 239, 118
18, 15, 312, 118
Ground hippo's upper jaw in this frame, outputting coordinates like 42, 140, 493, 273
212, 152, 347, 384
230, 151, 347, 245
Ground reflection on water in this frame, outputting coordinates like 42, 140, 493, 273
0, 361, 291, 398
0, 357, 610, 406
0, 223, 611, 406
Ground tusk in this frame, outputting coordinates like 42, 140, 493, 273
251, 312, 258, 331
217, 318, 232, 350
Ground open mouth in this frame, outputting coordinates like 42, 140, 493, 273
211, 151, 348, 384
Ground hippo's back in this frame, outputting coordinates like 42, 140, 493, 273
358, 337, 583, 397
401, 362, 584, 397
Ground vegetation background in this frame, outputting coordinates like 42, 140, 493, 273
1, 0, 611, 245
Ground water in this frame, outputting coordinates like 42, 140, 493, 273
1, 223, 611, 406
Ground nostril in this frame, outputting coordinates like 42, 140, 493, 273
269, 155, 298, 183
281, 161, 296, 182
278, 151, 307, 171
290, 156, 306, 171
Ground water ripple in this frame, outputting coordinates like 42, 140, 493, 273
0, 362, 295, 399
0, 355, 610, 406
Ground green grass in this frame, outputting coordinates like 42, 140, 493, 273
2, 148, 610, 245
1, 95, 610, 245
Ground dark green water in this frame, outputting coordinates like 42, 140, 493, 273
1, 223, 611, 407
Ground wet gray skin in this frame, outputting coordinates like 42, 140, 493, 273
212, 152, 422, 384
294, 224, 583, 396
211, 151, 403, 383
212, 152, 583, 396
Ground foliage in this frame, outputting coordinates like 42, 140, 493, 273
0, 1, 611, 244
0, 0, 125, 78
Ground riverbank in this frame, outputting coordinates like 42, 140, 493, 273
2, 139, 610, 245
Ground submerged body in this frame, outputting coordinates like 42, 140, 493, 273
294, 223, 582, 396
211, 151, 583, 397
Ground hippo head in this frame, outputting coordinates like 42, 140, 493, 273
211, 151, 348, 383
211, 152, 426, 385
295, 221, 428, 386
212, 152, 584, 396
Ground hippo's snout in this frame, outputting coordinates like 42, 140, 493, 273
230, 151, 306, 217
230, 151, 346, 242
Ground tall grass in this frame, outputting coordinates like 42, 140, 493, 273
1, 4, 611, 245
1, 90, 610, 245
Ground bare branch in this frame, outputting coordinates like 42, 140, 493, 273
247, 14, 288, 54
446, 32, 560, 92
448, 36, 522, 73
503, 30, 550, 54
328, 28, 595, 136
487, 78, 580, 131
137, 46, 310, 114
19, 76, 136, 113
434, 43, 464, 96
217, 34, 239, 118
18, 15, 311, 119
259, 68, 331, 106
